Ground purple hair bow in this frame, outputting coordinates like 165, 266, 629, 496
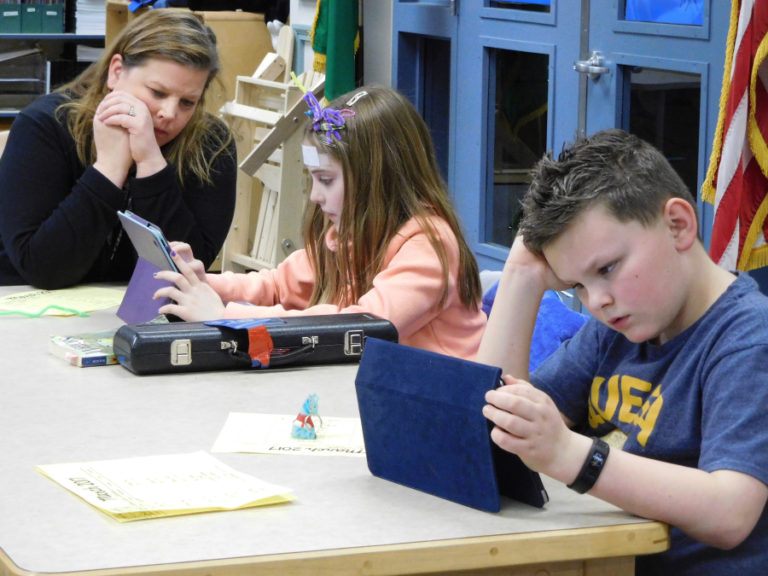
303, 91, 355, 144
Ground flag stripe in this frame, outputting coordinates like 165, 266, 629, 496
703, 0, 768, 272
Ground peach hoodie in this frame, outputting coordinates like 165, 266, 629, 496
205, 216, 486, 359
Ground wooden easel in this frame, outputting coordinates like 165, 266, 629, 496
218, 27, 325, 272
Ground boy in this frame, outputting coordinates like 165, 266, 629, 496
479, 129, 768, 575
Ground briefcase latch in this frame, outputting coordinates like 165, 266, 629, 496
344, 330, 365, 356
170, 338, 193, 366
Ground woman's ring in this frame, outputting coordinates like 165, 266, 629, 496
128, 105, 136, 117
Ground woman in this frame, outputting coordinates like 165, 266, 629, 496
0, 9, 236, 288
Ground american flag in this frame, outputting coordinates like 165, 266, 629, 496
702, 0, 768, 271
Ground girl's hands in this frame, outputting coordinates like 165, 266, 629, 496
153, 247, 226, 322
167, 242, 207, 282
483, 375, 586, 481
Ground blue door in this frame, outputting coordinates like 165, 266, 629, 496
392, 1, 458, 185
392, 0, 730, 271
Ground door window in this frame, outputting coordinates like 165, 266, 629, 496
490, 0, 551, 13
626, 67, 701, 197
624, 0, 704, 25
489, 49, 549, 246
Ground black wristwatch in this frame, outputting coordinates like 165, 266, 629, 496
567, 437, 610, 494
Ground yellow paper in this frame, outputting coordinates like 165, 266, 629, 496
0, 286, 125, 316
211, 412, 366, 457
37, 451, 294, 522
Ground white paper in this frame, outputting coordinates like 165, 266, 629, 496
212, 412, 366, 457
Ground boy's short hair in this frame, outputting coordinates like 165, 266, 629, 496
519, 129, 697, 253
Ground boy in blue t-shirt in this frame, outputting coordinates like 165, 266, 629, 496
479, 129, 768, 575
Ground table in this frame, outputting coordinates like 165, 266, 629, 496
0, 286, 669, 576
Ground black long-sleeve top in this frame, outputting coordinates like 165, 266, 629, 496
0, 93, 237, 288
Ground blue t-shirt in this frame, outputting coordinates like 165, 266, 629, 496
532, 273, 768, 575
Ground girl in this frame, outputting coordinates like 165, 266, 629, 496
0, 10, 236, 289
154, 85, 487, 359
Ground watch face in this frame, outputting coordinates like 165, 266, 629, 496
568, 438, 609, 493
589, 451, 606, 470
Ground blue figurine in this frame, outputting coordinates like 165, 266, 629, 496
291, 393, 321, 439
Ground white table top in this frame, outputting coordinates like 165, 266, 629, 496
0, 286, 666, 575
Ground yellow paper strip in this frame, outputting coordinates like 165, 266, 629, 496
0, 286, 125, 316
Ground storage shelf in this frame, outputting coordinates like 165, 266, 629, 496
0, 34, 103, 40
0, 1, 105, 124
0, 77, 45, 83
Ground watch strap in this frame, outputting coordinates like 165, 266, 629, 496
567, 436, 610, 494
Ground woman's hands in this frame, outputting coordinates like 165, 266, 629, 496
153, 242, 227, 321
93, 90, 166, 187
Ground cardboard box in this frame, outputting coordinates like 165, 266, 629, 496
21, 4, 42, 34
0, 4, 22, 34
105, 0, 272, 116
41, 3, 64, 34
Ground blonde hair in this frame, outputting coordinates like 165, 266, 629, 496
55, 9, 231, 185
303, 85, 482, 311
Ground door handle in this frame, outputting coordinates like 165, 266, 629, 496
573, 51, 610, 79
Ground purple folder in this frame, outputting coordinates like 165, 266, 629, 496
117, 258, 173, 324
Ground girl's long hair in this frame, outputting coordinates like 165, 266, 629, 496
303, 85, 482, 311
55, 9, 231, 185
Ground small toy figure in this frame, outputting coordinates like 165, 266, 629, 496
291, 393, 322, 439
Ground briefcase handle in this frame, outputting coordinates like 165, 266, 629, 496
267, 342, 316, 367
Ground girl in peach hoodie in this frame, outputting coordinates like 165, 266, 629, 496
154, 85, 486, 359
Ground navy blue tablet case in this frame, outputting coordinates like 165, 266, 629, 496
355, 338, 549, 512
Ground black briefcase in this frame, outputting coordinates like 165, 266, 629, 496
113, 314, 398, 375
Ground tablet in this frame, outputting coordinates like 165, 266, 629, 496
117, 210, 178, 272
355, 338, 549, 512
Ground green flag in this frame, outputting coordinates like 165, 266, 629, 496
311, 0, 359, 101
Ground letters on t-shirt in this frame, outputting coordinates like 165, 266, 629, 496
587, 375, 663, 446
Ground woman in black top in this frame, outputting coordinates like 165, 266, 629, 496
0, 9, 236, 288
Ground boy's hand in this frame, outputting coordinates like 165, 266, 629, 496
505, 234, 570, 293
477, 235, 571, 376
153, 249, 226, 321
483, 375, 587, 482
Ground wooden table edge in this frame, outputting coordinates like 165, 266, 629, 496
0, 520, 669, 576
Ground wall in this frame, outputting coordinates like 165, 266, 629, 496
362, 0, 392, 87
